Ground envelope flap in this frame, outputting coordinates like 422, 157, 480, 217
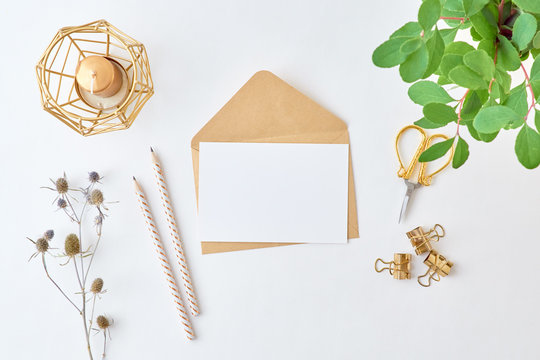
191, 71, 348, 150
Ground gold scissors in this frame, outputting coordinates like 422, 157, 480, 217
395, 125, 453, 223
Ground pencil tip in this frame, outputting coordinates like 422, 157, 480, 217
132, 176, 136, 181
150, 146, 154, 152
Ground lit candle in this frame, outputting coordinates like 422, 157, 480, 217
75, 56, 123, 98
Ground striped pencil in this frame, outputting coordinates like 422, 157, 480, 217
133, 177, 195, 340
150, 147, 200, 317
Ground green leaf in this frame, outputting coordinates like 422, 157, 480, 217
462, 0, 489, 16
444, 0, 464, 12
390, 22, 423, 39
418, 0, 442, 30
503, 83, 528, 121
470, 11, 497, 40
461, 90, 489, 121
478, 130, 499, 142
512, 0, 540, 15
495, 68, 512, 94
531, 55, 540, 81
423, 103, 458, 125
497, 35, 521, 71
463, 49, 495, 81
515, 124, 540, 169
467, 122, 481, 140
424, 29, 445, 77
440, 28, 459, 45
372, 38, 409, 68
452, 137, 470, 168
415, 117, 446, 129
535, 109, 540, 133
473, 105, 522, 133
533, 31, 540, 49
478, 38, 496, 58
440, 54, 464, 77
400, 37, 423, 55
513, 13, 537, 50
449, 65, 488, 89
446, 41, 476, 55
408, 81, 454, 105
399, 43, 429, 82
419, 138, 455, 162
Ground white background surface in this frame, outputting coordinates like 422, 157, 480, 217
1, 1, 539, 359
198, 143, 349, 243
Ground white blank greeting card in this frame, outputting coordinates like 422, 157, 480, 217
198, 142, 349, 244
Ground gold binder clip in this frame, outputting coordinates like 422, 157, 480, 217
375, 253, 411, 280
417, 250, 453, 287
407, 224, 445, 255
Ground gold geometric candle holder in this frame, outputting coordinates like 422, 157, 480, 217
36, 19, 154, 136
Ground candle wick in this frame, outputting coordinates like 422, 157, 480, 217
90, 71, 96, 94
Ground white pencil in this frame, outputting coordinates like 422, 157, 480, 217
133, 177, 195, 340
150, 147, 200, 317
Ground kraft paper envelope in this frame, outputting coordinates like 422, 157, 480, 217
191, 70, 359, 254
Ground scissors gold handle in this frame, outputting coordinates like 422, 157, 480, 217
395, 125, 453, 186
396, 125, 427, 180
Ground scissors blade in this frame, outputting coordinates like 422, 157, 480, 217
398, 179, 421, 223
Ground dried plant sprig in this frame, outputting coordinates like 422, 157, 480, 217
89, 190, 104, 206
90, 278, 104, 294
44, 230, 55, 240
95, 315, 112, 359
89, 171, 102, 184
28, 172, 113, 360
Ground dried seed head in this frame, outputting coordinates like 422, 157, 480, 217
96, 315, 110, 329
64, 233, 80, 256
91, 278, 104, 294
36, 238, 49, 253
44, 230, 54, 240
89, 171, 101, 183
57, 198, 67, 209
55, 177, 69, 194
90, 189, 104, 206
94, 215, 103, 226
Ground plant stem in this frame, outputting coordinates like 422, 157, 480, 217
102, 331, 107, 359
440, 16, 466, 23
521, 62, 537, 121
41, 254, 81, 313
456, 90, 470, 136
84, 232, 103, 283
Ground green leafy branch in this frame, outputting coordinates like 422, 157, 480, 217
373, 0, 540, 169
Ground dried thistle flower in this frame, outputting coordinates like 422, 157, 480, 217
91, 278, 104, 294
56, 177, 69, 194
44, 230, 54, 240
36, 238, 49, 253
65, 233, 80, 256
57, 198, 67, 209
89, 171, 101, 183
89, 189, 104, 206
96, 315, 110, 330
94, 215, 103, 226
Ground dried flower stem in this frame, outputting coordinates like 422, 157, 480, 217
41, 254, 81, 313
102, 332, 107, 359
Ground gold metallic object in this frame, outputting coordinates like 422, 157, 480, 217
375, 253, 411, 280
407, 224, 445, 255
36, 20, 154, 136
417, 250, 453, 287
395, 125, 454, 222
395, 125, 453, 186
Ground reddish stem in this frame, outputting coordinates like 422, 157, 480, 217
521, 62, 536, 121
440, 16, 466, 23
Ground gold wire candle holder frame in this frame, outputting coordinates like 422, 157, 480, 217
36, 19, 154, 136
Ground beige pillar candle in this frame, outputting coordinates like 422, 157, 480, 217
75, 56, 123, 97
